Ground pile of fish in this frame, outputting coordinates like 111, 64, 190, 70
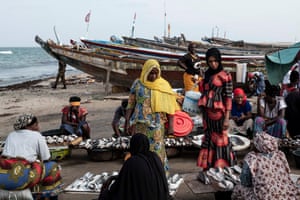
279, 138, 300, 149
79, 137, 131, 150
168, 173, 184, 196
198, 165, 242, 190
64, 171, 119, 193
45, 134, 80, 145
44, 135, 194, 150
65, 171, 183, 196
164, 137, 193, 147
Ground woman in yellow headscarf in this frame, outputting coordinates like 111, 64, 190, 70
125, 59, 179, 174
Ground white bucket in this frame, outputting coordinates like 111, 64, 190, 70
182, 91, 201, 114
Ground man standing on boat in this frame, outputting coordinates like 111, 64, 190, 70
177, 42, 203, 92
52, 60, 67, 89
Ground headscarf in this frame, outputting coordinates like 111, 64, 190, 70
233, 87, 247, 105
106, 133, 169, 200
129, 133, 150, 156
254, 132, 278, 154
13, 113, 36, 130
204, 48, 223, 83
140, 59, 179, 114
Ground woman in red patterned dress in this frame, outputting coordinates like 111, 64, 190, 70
197, 48, 236, 170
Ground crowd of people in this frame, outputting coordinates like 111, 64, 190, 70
1, 45, 300, 199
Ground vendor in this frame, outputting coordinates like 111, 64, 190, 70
60, 96, 91, 140
1, 113, 62, 198
229, 88, 253, 138
232, 132, 298, 199
177, 42, 203, 92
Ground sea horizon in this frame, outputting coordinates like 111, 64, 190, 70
0, 47, 80, 87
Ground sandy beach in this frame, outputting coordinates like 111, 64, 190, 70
0, 74, 299, 200
0, 73, 125, 139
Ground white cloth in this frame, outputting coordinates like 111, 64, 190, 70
283, 62, 300, 85
259, 96, 287, 118
2, 129, 50, 162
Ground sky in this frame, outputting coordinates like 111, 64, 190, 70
1, 0, 300, 47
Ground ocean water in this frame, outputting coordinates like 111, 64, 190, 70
0, 47, 79, 87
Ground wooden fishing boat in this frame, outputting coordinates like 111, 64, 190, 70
35, 35, 265, 93
122, 36, 267, 56
80, 38, 266, 61
35, 35, 185, 90
202, 36, 292, 50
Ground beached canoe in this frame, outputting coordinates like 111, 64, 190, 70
35, 35, 266, 93
81, 38, 265, 62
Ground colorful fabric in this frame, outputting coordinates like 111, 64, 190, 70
232, 132, 298, 200
197, 70, 235, 170
139, 59, 179, 115
0, 158, 61, 191
198, 71, 233, 113
128, 79, 169, 173
254, 116, 286, 138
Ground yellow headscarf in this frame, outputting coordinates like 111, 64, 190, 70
140, 59, 180, 114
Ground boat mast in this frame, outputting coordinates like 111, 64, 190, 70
164, 0, 167, 38
53, 26, 62, 45
131, 12, 136, 38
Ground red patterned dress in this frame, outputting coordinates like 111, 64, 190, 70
197, 70, 235, 169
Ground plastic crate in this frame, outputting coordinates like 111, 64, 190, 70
49, 146, 71, 161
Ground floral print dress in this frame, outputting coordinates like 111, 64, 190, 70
232, 132, 299, 200
127, 79, 169, 173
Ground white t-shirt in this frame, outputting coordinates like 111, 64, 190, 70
259, 96, 287, 118
2, 129, 50, 162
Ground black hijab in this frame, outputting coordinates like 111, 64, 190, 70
105, 133, 169, 200
204, 48, 223, 83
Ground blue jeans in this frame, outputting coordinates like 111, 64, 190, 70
60, 121, 87, 136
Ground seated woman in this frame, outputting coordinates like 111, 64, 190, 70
231, 132, 298, 200
60, 96, 90, 140
229, 88, 253, 138
98, 133, 170, 200
254, 82, 287, 138
1, 113, 62, 199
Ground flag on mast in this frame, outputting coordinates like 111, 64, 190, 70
85, 10, 91, 38
131, 12, 136, 38
85, 10, 91, 23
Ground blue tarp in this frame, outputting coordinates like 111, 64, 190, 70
265, 42, 300, 85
